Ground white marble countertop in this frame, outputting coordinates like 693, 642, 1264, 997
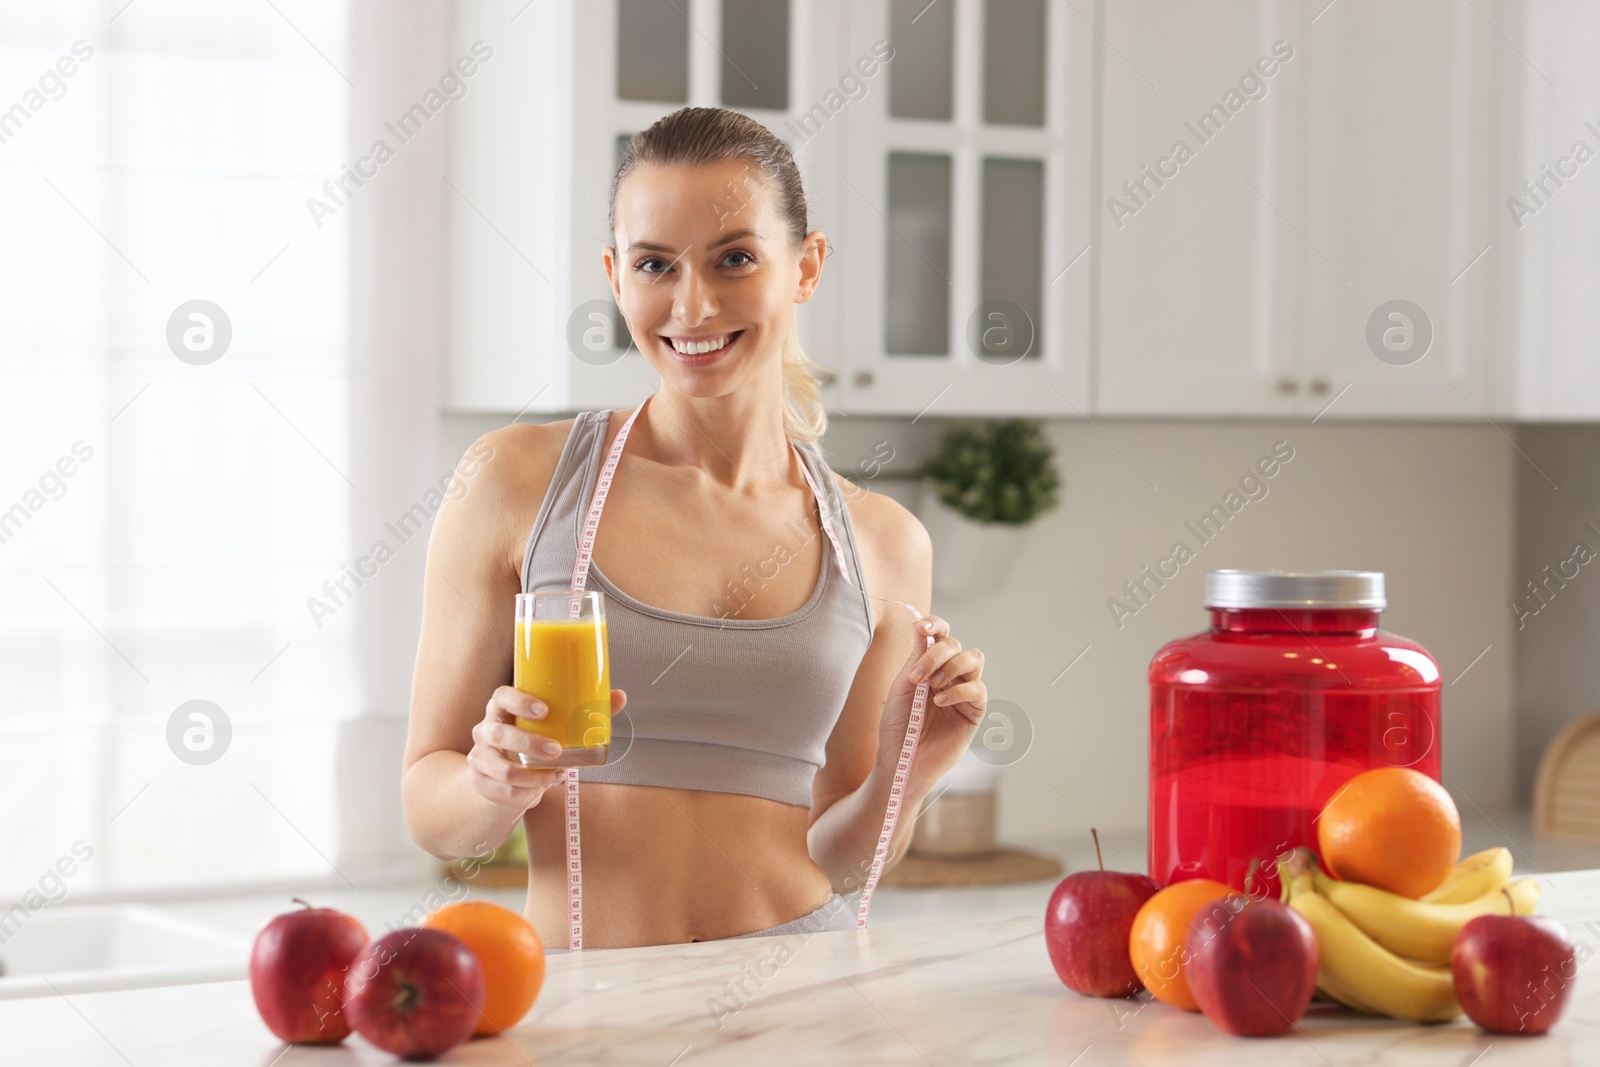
6, 868, 1597, 1066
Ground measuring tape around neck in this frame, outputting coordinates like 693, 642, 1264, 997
560, 396, 932, 950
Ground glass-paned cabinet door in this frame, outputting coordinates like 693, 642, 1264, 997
720, 0, 791, 110
884, 152, 954, 354
838, 0, 1093, 415
616, 0, 690, 102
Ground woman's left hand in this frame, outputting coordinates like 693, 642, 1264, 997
878, 614, 987, 792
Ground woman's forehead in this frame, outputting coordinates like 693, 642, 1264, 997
613, 160, 779, 245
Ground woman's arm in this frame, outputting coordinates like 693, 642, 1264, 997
807, 484, 987, 893
401, 423, 578, 861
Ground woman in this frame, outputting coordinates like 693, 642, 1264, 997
402, 107, 988, 951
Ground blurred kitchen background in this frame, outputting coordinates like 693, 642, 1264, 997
4, 0, 1600, 944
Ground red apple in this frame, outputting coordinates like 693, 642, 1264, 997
249, 898, 369, 1044
1045, 829, 1159, 996
345, 928, 485, 1060
1452, 914, 1578, 1034
1184, 895, 1318, 1036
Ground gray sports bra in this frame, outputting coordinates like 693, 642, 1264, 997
519, 409, 877, 807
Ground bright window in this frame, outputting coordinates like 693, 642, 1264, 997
0, 0, 356, 897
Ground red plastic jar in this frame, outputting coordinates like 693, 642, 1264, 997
1148, 570, 1441, 896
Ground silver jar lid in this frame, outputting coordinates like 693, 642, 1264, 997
1204, 569, 1386, 610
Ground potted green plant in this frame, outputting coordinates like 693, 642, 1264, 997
919, 418, 1060, 597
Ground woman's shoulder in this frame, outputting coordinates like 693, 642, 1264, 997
454, 417, 580, 504
827, 471, 932, 598
476, 416, 581, 478
828, 472, 923, 544
433, 417, 588, 571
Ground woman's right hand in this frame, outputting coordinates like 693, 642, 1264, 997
467, 686, 627, 813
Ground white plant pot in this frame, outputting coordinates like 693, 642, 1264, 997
918, 493, 1029, 598
911, 750, 1001, 858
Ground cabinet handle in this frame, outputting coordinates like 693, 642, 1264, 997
1309, 378, 1330, 396
853, 370, 875, 387
1276, 377, 1299, 395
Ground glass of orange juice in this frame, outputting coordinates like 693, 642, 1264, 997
513, 590, 611, 767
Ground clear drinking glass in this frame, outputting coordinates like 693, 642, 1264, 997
513, 591, 611, 768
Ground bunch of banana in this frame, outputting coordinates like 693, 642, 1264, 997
1421, 846, 1516, 904
1312, 856, 1535, 964
1277, 847, 1530, 1023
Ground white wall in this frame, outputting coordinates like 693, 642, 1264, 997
442, 411, 1518, 851
941, 420, 1516, 847
1513, 426, 1600, 796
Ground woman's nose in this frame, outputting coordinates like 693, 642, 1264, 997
672, 268, 718, 326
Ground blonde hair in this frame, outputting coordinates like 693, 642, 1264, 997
610, 107, 830, 444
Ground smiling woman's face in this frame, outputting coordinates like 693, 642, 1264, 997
604, 158, 825, 402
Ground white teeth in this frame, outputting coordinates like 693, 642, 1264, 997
669, 333, 734, 356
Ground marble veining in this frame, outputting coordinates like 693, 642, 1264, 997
2, 871, 1596, 1065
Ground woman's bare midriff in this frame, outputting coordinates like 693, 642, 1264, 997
519, 782, 835, 949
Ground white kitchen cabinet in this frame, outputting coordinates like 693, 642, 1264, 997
1096, 1, 1308, 417
448, 0, 1535, 423
1097, 0, 1508, 420
830, 0, 1096, 417
444, 0, 1094, 419
1294, 0, 1504, 420
1508, 0, 1600, 420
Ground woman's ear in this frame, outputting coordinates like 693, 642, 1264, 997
795, 230, 827, 304
602, 245, 621, 302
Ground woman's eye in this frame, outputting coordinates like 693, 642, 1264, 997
721, 250, 754, 268
635, 256, 669, 274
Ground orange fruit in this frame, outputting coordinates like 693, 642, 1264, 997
1317, 767, 1461, 899
1128, 879, 1233, 1011
421, 901, 545, 1035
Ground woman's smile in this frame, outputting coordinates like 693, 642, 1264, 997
661, 328, 744, 367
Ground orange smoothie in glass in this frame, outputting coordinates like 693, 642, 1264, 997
513, 592, 611, 766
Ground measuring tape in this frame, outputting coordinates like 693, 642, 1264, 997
560, 396, 933, 950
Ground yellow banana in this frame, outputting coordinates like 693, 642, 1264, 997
1313, 970, 1383, 1017
1421, 847, 1514, 904
1279, 859, 1462, 1023
1312, 870, 1540, 964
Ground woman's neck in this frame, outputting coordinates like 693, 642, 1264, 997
632, 384, 794, 492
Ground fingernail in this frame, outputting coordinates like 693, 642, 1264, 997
527, 699, 546, 718
909, 665, 926, 682
931, 671, 946, 687
921, 619, 934, 630
542, 741, 561, 756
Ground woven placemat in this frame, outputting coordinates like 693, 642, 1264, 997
881, 846, 1065, 888
444, 862, 529, 888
